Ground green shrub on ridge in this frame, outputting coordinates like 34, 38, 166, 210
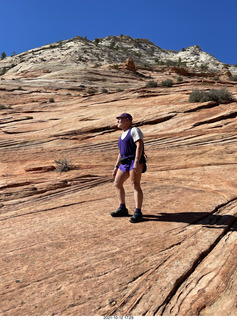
160, 79, 174, 87
146, 80, 158, 88
189, 88, 233, 103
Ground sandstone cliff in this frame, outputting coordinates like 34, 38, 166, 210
0, 40, 237, 316
1, 35, 237, 78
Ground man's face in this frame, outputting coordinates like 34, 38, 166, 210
117, 117, 130, 130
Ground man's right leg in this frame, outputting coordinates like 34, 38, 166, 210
111, 169, 129, 217
114, 169, 129, 204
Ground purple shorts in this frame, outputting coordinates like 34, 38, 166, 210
119, 160, 147, 173
119, 159, 135, 172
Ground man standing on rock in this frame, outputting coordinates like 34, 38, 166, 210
111, 113, 146, 223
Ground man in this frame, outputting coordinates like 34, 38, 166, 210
111, 113, 146, 223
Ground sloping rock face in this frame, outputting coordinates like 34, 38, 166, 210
0, 56, 237, 316
1, 35, 237, 77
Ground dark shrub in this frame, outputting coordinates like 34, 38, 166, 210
1, 52, 6, 60
160, 79, 174, 87
146, 80, 158, 88
189, 88, 233, 103
54, 159, 74, 172
87, 89, 97, 94
189, 89, 209, 103
94, 38, 100, 46
208, 88, 233, 103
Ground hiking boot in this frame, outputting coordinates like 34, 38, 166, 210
129, 211, 143, 223
110, 207, 129, 217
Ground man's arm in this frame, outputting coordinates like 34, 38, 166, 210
134, 139, 143, 170
112, 153, 121, 178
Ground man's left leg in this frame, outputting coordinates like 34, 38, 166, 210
129, 164, 144, 223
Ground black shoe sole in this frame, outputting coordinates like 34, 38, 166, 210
110, 210, 129, 217
129, 216, 143, 223
111, 213, 129, 217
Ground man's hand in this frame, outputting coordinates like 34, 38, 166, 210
112, 167, 118, 179
133, 159, 140, 173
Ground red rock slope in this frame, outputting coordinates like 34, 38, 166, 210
0, 64, 237, 316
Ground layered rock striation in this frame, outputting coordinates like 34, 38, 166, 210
0, 39, 237, 316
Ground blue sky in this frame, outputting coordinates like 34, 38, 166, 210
1, 0, 237, 65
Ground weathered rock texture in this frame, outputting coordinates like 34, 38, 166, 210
220, 65, 233, 81
0, 42, 237, 316
119, 57, 136, 72
1, 35, 237, 78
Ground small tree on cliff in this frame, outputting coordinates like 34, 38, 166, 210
1, 52, 6, 60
